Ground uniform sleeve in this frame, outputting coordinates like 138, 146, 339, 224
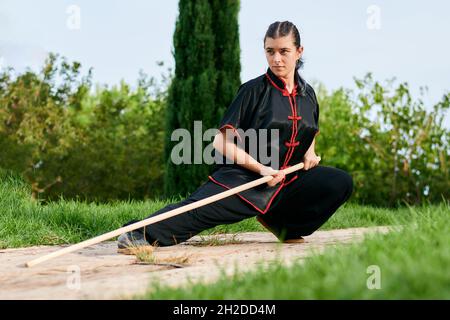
218, 84, 256, 141
311, 87, 320, 136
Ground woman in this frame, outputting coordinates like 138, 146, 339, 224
118, 21, 353, 249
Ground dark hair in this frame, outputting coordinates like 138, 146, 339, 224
264, 21, 304, 70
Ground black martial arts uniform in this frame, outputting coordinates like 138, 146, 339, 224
123, 67, 354, 246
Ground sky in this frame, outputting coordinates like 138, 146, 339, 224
0, 0, 449, 126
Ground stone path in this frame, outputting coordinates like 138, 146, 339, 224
0, 226, 390, 299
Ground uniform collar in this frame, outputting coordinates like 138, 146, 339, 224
265, 67, 306, 96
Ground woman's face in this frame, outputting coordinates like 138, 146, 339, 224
264, 35, 303, 80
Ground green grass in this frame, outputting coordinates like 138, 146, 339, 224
138, 202, 450, 299
0, 170, 175, 248
2, 170, 448, 298
0, 170, 444, 249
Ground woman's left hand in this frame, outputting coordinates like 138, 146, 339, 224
303, 151, 321, 170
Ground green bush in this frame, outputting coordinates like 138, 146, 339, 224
316, 74, 449, 207
0, 53, 167, 202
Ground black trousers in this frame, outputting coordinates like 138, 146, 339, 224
130, 165, 353, 246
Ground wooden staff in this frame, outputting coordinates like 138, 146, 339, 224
26, 161, 310, 267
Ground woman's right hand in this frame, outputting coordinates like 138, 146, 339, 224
260, 166, 285, 187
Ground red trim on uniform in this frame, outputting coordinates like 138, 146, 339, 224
210, 69, 303, 214
290, 85, 298, 97
282, 94, 300, 169
284, 141, 300, 148
219, 124, 243, 143
208, 175, 285, 215
264, 69, 303, 171
265, 73, 283, 93
283, 174, 298, 186
265, 73, 298, 97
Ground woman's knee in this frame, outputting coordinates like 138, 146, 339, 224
321, 167, 354, 199
339, 169, 353, 193
334, 169, 353, 202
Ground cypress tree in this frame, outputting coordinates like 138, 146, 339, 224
164, 0, 241, 198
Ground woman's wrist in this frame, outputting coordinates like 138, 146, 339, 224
259, 164, 278, 176
258, 164, 268, 175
